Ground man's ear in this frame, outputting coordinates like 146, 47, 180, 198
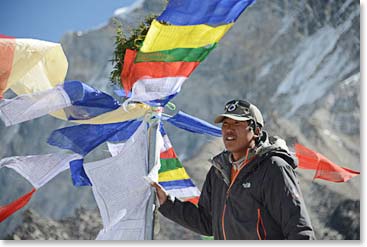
253, 127, 261, 137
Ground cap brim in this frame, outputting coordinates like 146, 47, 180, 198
214, 114, 252, 123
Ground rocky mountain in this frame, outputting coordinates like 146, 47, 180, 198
4, 193, 359, 240
0, 0, 360, 240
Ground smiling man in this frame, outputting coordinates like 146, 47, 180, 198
152, 99, 315, 240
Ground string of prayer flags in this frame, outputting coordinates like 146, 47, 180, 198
158, 125, 200, 204
121, 0, 256, 104
0, 80, 146, 126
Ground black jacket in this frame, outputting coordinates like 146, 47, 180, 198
159, 133, 315, 240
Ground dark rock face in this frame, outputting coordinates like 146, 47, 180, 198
327, 199, 360, 240
5, 208, 102, 240
5, 196, 360, 240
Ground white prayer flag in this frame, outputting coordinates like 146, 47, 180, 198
0, 153, 81, 188
128, 77, 186, 103
0, 85, 71, 126
106, 142, 126, 157
166, 187, 201, 199
84, 122, 151, 240
146, 126, 163, 183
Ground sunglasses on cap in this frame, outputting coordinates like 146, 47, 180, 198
224, 100, 251, 114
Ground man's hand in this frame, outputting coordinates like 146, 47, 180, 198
151, 182, 168, 205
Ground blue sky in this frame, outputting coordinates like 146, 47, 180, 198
0, 0, 135, 42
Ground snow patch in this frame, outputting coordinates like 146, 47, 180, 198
258, 62, 272, 78
322, 129, 343, 147
276, 25, 338, 96
336, 0, 355, 18
341, 72, 360, 87
275, 8, 358, 116
269, 7, 303, 46
274, 5, 359, 116
114, 0, 144, 17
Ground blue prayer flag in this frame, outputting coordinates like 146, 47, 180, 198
69, 159, 92, 186
47, 120, 142, 155
166, 111, 222, 137
159, 123, 167, 136
114, 89, 132, 98
147, 93, 178, 107
159, 179, 195, 190
63, 81, 120, 120
157, 0, 256, 26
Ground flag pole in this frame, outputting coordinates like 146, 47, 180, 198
145, 107, 162, 240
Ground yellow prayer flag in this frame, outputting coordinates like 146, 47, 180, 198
141, 20, 233, 53
5, 39, 68, 95
158, 167, 191, 182
70, 103, 150, 124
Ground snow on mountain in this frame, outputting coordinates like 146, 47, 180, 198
275, 6, 359, 115
113, 0, 144, 18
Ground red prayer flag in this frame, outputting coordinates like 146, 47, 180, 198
0, 34, 16, 99
295, 143, 360, 182
184, 196, 199, 205
0, 188, 36, 222
120, 49, 199, 96
160, 147, 177, 159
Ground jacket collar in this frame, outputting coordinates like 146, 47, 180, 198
210, 131, 297, 184
210, 151, 231, 186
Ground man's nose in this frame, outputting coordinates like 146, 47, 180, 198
223, 126, 235, 134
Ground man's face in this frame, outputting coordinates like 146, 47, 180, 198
221, 118, 254, 156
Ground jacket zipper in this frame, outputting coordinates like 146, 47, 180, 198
221, 202, 228, 239
221, 150, 253, 240
256, 208, 267, 240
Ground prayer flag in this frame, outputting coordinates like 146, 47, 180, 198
121, 49, 199, 95
62, 81, 120, 120
135, 44, 217, 63
0, 81, 124, 126
84, 122, 150, 240
158, 126, 201, 204
159, 179, 196, 190
157, 0, 256, 26
0, 153, 81, 188
0, 37, 139, 124
0, 38, 67, 96
0, 188, 36, 223
48, 120, 142, 156
166, 111, 222, 137
70, 103, 149, 125
69, 159, 92, 186
0, 85, 71, 126
147, 93, 178, 107
0, 34, 15, 98
158, 167, 191, 182
141, 20, 233, 53
129, 77, 187, 103
295, 144, 360, 182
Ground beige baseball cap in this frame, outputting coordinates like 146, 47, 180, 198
214, 99, 264, 127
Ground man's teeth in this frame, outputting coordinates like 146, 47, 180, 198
226, 136, 235, 140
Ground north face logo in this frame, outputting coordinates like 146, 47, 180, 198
242, 182, 251, 188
